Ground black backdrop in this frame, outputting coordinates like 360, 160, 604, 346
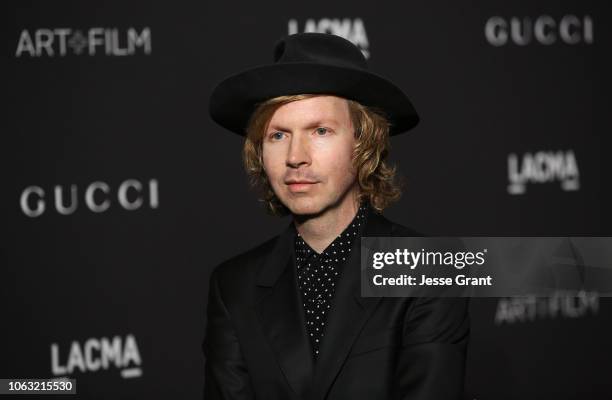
4, 1, 612, 398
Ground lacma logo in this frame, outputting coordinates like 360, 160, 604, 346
15, 27, 152, 57
51, 334, 142, 379
485, 15, 593, 46
288, 18, 370, 58
507, 150, 579, 195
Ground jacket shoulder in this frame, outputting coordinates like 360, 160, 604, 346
374, 212, 424, 237
210, 233, 279, 287
389, 221, 423, 237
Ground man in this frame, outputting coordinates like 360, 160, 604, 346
204, 33, 469, 400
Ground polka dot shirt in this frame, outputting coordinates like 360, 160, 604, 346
294, 203, 368, 360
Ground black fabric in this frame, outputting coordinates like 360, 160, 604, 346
294, 203, 368, 359
208, 33, 419, 137
203, 207, 469, 400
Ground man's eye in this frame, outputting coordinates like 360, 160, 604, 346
315, 127, 329, 136
270, 132, 285, 140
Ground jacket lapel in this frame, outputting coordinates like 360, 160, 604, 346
309, 209, 393, 400
255, 223, 315, 399
254, 209, 395, 400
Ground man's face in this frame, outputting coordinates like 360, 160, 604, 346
262, 95, 359, 216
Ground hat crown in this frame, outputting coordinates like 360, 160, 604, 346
273, 33, 368, 70
209, 32, 418, 136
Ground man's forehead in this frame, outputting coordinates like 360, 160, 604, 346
268, 95, 350, 128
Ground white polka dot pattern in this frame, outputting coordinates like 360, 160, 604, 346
294, 204, 368, 360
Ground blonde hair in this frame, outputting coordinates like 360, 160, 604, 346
243, 94, 402, 216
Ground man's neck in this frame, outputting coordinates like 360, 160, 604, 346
293, 192, 361, 254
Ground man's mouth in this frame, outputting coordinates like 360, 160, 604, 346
285, 180, 318, 192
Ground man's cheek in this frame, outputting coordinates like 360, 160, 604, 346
326, 151, 354, 172
262, 156, 280, 179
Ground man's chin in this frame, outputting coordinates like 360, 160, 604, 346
282, 198, 326, 217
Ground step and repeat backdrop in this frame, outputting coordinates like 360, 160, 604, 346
4, 1, 611, 399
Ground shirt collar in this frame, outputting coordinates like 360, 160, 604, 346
294, 202, 369, 260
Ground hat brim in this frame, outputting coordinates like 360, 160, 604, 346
209, 62, 419, 136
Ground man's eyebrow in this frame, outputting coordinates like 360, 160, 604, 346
303, 119, 339, 130
267, 124, 293, 133
267, 119, 340, 133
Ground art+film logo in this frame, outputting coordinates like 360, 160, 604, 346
15, 27, 152, 57
495, 291, 599, 325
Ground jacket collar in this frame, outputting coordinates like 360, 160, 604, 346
256, 204, 393, 287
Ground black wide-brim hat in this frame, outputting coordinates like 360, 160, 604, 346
209, 33, 419, 136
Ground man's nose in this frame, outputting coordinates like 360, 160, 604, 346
286, 134, 311, 168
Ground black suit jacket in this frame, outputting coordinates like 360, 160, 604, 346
203, 209, 469, 400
